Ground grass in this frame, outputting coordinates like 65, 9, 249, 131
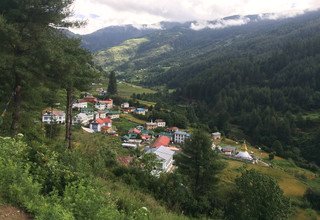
113, 118, 139, 135
118, 82, 156, 98
137, 99, 156, 107
89, 80, 156, 100
217, 139, 320, 219
121, 114, 147, 125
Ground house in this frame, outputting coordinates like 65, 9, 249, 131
221, 146, 237, 156
166, 127, 179, 133
99, 99, 113, 109
128, 128, 142, 134
89, 117, 112, 132
145, 121, 158, 130
95, 102, 106, 110
73, 113, 90, 125
97, 110, 108, 119
212, 132, 221, 140
81, 108, 94, 115
173, 131, 191, 144
155, 119, 166, 127
135, 108, 147, 115
123, 107, 136, 114
42, 108, 65, 124
152, 136, 171, 148
107, 110, 120, 119
72, 101, 88, 110
147, 146, 175, 173
121, 102, 130, 108
80, 95, 97, 104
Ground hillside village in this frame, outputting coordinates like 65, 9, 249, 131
41, 90, 270, 174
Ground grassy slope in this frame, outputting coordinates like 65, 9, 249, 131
217, 138, 320, 219
117, 82, 156, 98
93, 38, 150, 70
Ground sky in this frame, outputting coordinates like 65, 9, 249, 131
70, 0, 320, 34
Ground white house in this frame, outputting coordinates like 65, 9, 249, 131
173, 131, 191, 144
147, 146, 175, 173
155, 119, 166, 127
212, 132, 221, 140
135, 108, 147, 115
121, 102, 130, 108
107, 111, 120, 119
95, 102, 106, 110
89, 117, 112, 132
73, 113, 90, 125
42, 108, 65, 124
72, 102, 88, 110
99, 99, 113, 109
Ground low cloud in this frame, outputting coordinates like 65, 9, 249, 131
191, 17, 251, 30
71, 0, 320, 34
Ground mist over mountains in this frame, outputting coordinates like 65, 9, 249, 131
74, 11, 315, 52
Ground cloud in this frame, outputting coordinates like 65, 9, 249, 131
191, 17, 251, 30
70, 0, 320, 34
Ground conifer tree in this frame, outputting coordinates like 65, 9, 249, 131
107, 71, 117, 95
0, 0, 78, 135
175, 129, 225, 214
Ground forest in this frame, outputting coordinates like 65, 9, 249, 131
126, 13, 320, 169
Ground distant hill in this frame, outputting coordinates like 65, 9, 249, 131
91, 11, 320, 84
80, 25, 159, 52
77, 14, 275, 52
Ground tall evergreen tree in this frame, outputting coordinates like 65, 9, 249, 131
0, 0, 77, 135
175, 129, 225, 215
107, 71, 117, 95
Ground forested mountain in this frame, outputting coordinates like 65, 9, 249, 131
92, 10, 320, 167
81, 25, 160, 52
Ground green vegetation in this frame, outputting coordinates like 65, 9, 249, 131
227, 170, 291, 220
118, 82, 156, 98
107, 71, 117, 95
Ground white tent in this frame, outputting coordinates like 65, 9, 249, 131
235, 151, 253, 160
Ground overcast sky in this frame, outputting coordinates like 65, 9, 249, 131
70, 0, 320, 34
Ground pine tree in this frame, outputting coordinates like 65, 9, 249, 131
0, 0, 78, 135
175, 129, 225, 214
107, 71, 117, 95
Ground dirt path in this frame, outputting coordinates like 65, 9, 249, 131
0, 206, 32, 220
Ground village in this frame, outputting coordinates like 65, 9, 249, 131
41, 91, 270, 175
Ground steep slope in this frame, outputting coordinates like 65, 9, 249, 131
93, 11, 320, 83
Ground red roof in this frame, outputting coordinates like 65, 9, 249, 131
96, 117, 112, 124
82, 96, 98, 103
129, 128, 141, 134
99, 99, 113, 104
152, 136, 171, 148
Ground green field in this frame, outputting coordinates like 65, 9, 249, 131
113, 118, 139, 135
118, 82, 156, 98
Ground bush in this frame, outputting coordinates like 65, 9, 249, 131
304, 188, 320, 211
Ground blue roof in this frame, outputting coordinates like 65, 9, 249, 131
136, 108, 145, 111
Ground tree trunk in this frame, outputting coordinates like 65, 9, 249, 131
65, 87, 73, 148
10, 75, 22, 136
